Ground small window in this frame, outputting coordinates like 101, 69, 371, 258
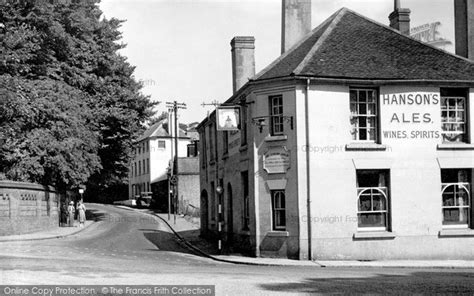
242, 171, 249, 230
350, 88, 378, 142
158, 140, 166, 149
441, 88, 469, 143
271, 190, 286, 230
138, 161, 141, 175
441, 169, 471, 228
270, 95, 284, 136
146, 141, 149, 152
134, 162, 137, 177
356, 170, 390, 231
146, 158, 150, 174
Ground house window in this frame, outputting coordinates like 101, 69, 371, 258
271, 190, 286, 230
146, 141, 149, 152
270, 95, 284, 136
441, 88, 469, 143
350, 88, 378, 142
356, 170, 390, 231
158, 140, 166, 149
187, 143, 197, 157
134, 162, 137, 177
242, 171, 249, 230
138, 161, 141, 175
201, 132, 207, 168
240, 96, 247, 146
210, 182, 216, 221
223, 131, 228, 155
146, 158, 150, 174
209, 124, 216, 162
441, 169, 471, 228
142, 159, 146, 174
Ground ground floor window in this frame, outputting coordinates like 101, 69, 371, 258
271, 190, 286, 231
441, 169, 471, 228
356, 170, 390, 231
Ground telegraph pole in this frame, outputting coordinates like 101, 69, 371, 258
201, 100, 223, 253
166, 101, 187, 225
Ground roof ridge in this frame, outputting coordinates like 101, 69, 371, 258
253, 8, 346, 80
293, 8, 348, 74
345, 8, 474, 65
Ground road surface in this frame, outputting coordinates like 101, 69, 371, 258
0, 204, 473, 295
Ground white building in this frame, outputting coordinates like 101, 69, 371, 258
129, 116, 199, 211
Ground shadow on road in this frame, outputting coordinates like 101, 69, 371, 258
259, 271, 474, 294
85, 209, 108, 222
141, 229, 195, 255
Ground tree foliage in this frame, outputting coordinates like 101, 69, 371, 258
0, 0, 155, 198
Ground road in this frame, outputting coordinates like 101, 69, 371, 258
0, 204, 473, 295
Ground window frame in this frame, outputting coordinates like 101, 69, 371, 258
350, 88, 379, 143
271, 190, 286, 231
269, 95, 284, 136
356, 169, 390, 232
441, 96, 468, 143
157, 140, 166, 149
441, 169, 472, 229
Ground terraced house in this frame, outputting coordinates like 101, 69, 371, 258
197, 0, 474, 260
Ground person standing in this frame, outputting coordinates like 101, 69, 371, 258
60, 203, 68, 227
67, 201, 75, 227
77, 200, 86, 227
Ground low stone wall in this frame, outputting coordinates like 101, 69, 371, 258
0, 180, 61, 236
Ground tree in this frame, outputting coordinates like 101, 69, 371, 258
0, 0, 155, 200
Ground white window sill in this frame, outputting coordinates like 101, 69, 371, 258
437, 143, 474, 150
267, 231, 289, 237
346, 143, 387, 151
439, 229, 474, 237
353, 231, 396, 240
265, 135, 288, 142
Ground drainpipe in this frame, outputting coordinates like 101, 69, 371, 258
305, 78, 312, 261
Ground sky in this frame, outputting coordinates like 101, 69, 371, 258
99, 0, 456, 124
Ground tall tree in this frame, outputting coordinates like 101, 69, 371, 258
0, 0, 155, 200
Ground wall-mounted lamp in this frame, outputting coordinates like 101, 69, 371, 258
251, 116, 294, 133
216, 185, 223, 195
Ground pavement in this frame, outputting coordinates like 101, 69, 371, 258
3, 204, 474, 269
0, 220, 94, 242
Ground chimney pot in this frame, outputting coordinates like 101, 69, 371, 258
389, 7, 411, 35
230, 36, 255, 94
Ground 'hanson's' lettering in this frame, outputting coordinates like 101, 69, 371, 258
382, 93, 439, 105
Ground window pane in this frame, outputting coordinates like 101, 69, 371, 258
372, 193, 386, 210
359, 104, 367, 115
443, 208, 469, 225
359, 91, 366, 102
358, 213, 386, 228
359, 194, 371, 211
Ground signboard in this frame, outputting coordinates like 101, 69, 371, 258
380, 88, 441, 144
263, 147, 290, 174
216, 106, 240, 131
410, 22, 451, 49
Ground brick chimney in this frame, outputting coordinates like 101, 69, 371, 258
281, 0, 312, 54
230, 36, 255, 94
455, 0, 474, 59
389, 0, 411, 35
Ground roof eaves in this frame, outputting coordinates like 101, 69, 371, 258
293, 8, 348, 74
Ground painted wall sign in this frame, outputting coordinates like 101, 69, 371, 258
263, 147, 290, 174
410, 22, 452, 49
216, 106, 240, 131
380, 90, 441, 141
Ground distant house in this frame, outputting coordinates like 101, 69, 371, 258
129, 116, 199, 212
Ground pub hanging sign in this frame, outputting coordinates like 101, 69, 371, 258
216, 106, 240, 131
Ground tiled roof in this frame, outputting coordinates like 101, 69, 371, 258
254, 8, 474, 81
136, 119, 188, 142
